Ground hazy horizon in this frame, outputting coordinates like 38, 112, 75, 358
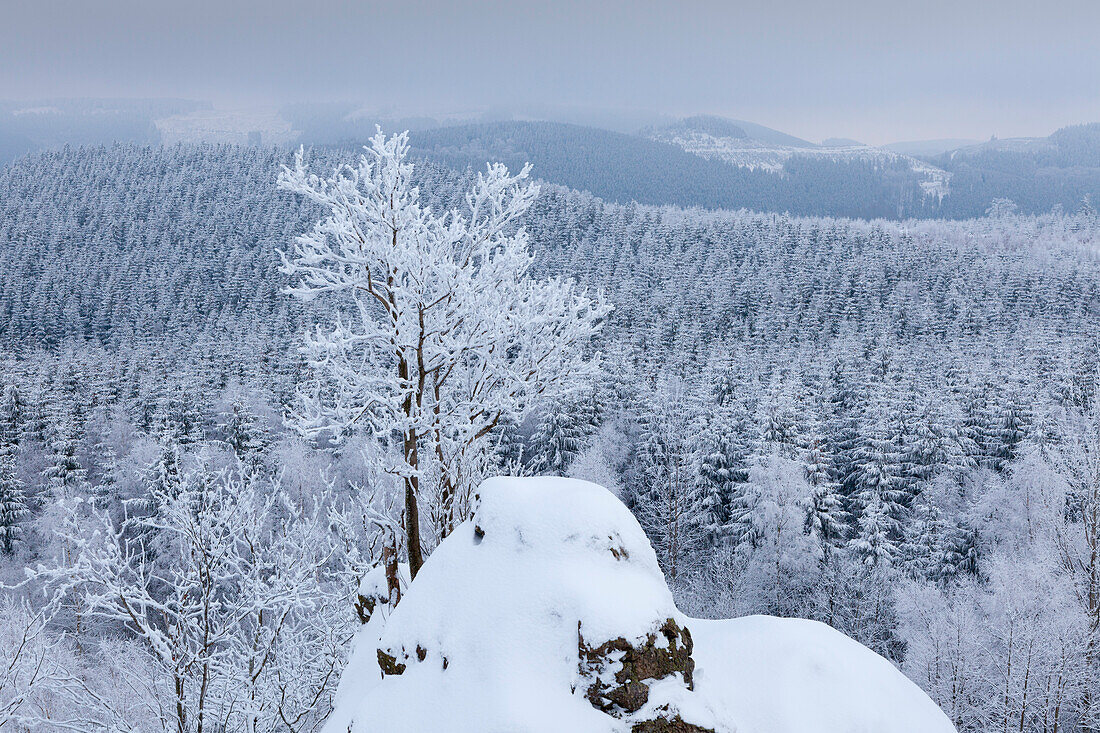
3, 0, 1099, 145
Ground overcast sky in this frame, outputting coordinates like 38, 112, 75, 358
3, 0, 1099, 145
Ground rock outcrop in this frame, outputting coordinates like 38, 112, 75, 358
580, 616, 711, 732
321, 477, 956, 733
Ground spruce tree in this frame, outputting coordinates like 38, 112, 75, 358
0, 445, 27, 555
804, 438, 847, 559
938, 523, 980, 580
530, 400, 586, 475
220, 398, 267, 466
823, 359, 862, 501
91, 440, 119, 512
900, 499, 948, 580
990, 388, 1030, 471
696, 410, 738, 546
491, 412, 526, 470
0, 384, 23, 446
848, 446, 905, 567
42, 421, 86, 497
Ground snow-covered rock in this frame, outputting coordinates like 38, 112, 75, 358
323, 477, 956, 733
691, 615, 955, 733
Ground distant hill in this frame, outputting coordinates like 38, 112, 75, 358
944, 124, 1100, 168
933, 123, 1100, 216
672, 115, 748, 140
646, 116, 950, 200
4, 100, 1097, 220
822, 138, 865, 147
721, 117, 817, 148
408, 120, 751, 209
407, 120, 937, 219
652, 115, 817, 149
883, 139, 982, 157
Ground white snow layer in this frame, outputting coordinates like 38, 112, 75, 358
692, 616, 955, 733
323, 477, 957, 733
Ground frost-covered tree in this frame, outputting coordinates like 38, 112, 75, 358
731, 454, 818, 615
0, 444, 27, 554
848, 447, 904, 567
633, 377, 706, 581
28, 467, 352, 733
804, 438, 847, 561
279, 131, 608, 576
530, 398, 588, 475
1044, 401, 1100, 728
42, 421, 86, 498
218, 397, 268, 467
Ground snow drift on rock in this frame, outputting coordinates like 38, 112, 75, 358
323, 477, 956, 733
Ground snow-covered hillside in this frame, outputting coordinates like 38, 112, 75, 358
650, 123, 952, 199
325, 477, 956, 733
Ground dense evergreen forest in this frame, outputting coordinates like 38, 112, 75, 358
1, 142, 1100, 731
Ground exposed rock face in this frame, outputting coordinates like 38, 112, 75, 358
580, 617, 712, 732
376, 611, 711, 730
376, 644, 441, 676
376, 649, 406, 677
631, 715, 716, 733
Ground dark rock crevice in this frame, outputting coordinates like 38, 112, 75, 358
578, 617, 713, 732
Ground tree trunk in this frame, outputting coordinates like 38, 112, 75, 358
404, 464, 424, 580
398, 348, 425, 580
175, 672, 187, 733
383, 534, 403, 606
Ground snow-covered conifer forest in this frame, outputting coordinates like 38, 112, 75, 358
0, 124, 1099, 732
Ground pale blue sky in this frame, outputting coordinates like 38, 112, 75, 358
3, 0, 1098, 144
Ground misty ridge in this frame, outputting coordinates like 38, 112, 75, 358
1, 2, 1100, 732
3, 100, 1100, 219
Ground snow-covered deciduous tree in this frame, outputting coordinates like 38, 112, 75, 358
731, 454, 818, 615
633, 377, 706, 582
26, 466, 353, 733
0, 601, 80, 729
1044, 401, 1100, 730
278, 130, 608, 576
565, 418, 629, 497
